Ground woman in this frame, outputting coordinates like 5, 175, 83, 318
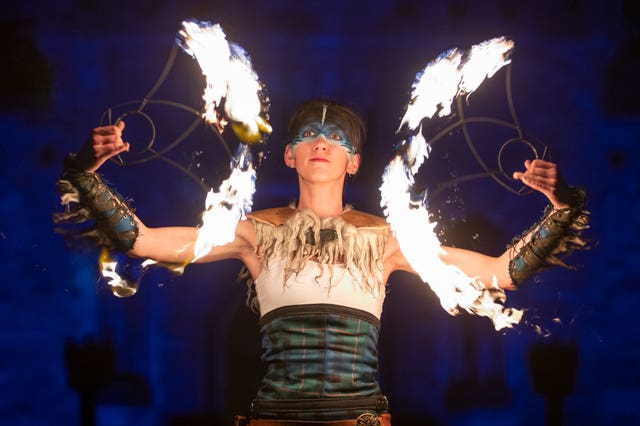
58, 99, 587, 425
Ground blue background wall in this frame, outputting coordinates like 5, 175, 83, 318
1, 1, 639, 425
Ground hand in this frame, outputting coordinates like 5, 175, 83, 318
512, 159, 572, 209
74, 121, 130, 172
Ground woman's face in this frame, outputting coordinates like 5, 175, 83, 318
285, 120, 360, 183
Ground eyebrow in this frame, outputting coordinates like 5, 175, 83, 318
291, 122, 355, 153
299, 122, 346, 134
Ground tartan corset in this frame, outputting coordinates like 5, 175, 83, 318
256, 303, 382, 401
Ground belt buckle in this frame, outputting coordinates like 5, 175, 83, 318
355, 413, 381, 426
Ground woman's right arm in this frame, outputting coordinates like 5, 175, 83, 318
67, 122, 260, 274
130, 218, 259, 272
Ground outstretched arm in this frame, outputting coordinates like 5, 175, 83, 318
131, 219, 258, 273
383, 159, 587, 290
59, 123, 259, 275
384, 235, 513, 289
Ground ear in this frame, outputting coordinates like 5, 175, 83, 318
284, 144, 296, 168
347, 153, 361, 175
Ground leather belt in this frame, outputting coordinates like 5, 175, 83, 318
235, 413, 391, 426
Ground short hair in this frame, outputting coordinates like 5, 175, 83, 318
288, 99, 365, 154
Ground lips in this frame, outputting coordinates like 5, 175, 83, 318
309, 157, 330, 162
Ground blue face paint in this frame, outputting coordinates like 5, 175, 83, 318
290, 121, 356, 155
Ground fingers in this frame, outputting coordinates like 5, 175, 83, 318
512, 159, 570, 211
92, 127, 114, 136
75, 121, 130, 172
92, 122, 127, 145
90, 122, 130, 160
513, 159, 560, 189
92, 140, 130, 158
514, 159, 557, 177
93, 123, 123, 137
519, 174, 557, 192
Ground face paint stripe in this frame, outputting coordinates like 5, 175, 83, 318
291, 121, 356, 155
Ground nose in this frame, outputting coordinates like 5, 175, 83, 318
313, 136, 329, 150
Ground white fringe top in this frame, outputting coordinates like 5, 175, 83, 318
248, 207, 390, 319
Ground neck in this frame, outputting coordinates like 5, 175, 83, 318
296, 177, 345, 218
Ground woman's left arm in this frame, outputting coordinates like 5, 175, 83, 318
384, 159, 589, 290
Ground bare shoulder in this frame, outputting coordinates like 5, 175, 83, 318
236, 216, 258, 248
382, 231, 416, 276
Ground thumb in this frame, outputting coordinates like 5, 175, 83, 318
116, 120, 126, 132
523, 159, 532, 170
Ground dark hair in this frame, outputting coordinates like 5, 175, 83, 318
288, 99, 366, 154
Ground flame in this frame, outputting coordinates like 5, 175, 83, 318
400, 49, 463, 129
176, 20, 268, 259
177, 20, 272, 143
399, 37, 513, 131
193, 144, 256, 260
98, 248, 139, 298
381, 37, 521, 331
459, 37, 514, 94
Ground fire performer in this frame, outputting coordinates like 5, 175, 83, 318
58, 99, 587, 425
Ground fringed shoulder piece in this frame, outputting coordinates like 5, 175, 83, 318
341, 209, 389, 229
241, 207, 389, 311
248, 207, 297, 226
248, 206, 390, 230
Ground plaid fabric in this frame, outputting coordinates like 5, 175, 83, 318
253, 304, 386, 421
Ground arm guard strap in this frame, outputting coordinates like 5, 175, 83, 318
55, 155, 138, 252
509, 188, 589, 288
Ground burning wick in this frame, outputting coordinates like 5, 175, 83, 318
99, 248, 139, 298
381, 37, 522, 331
176, 20, 270, 258
177, 20, 272, 144
193, 144, 256, 260
97, 20, 270, 293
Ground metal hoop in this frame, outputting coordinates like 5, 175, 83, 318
112, 109, 157, 152
497, 136, 539, 181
